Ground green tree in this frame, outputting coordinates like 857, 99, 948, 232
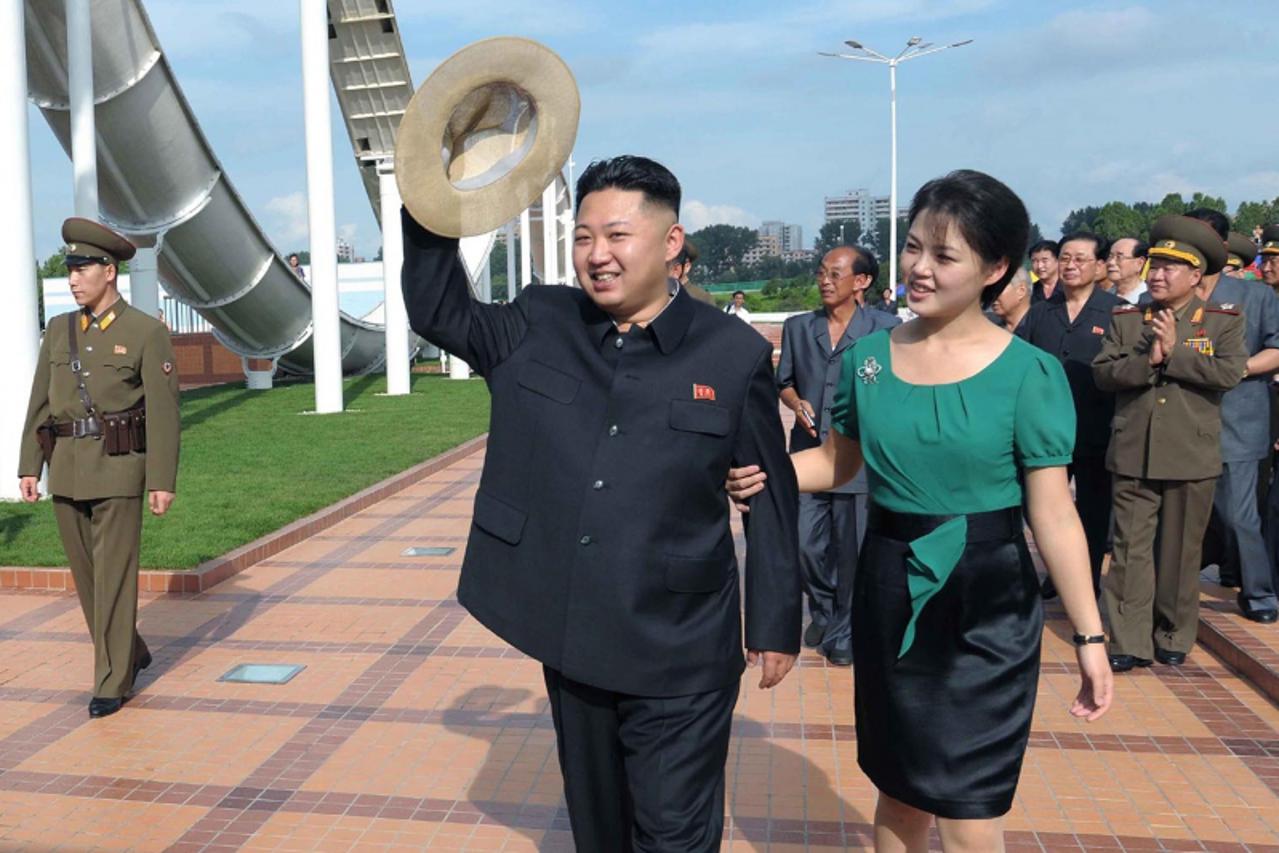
1091, 201, 1146, 242
1060, 205, 1101, 235
1027, 221, 1045, 249
814, 219, 862, 257
38, 249, 68, 279
686, 224, 757, 280
1233, 198, 1279, 235
871, 215, 909, 262
1188, 192, 1227, 213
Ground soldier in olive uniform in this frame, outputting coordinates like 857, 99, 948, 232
1093, 215, 1246, 672
16, 219, 180, 718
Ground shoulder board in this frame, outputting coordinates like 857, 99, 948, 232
1205, 306, 1240, 316
1112, 304, 1141, 314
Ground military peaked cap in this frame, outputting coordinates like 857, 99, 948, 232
1148, 215, 1227, 275
1226, 231, 1257, 269
1261, 224, 1279, 256
61, 217, 136, 267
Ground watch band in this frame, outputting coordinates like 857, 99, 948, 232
1072, 632, 1106, 646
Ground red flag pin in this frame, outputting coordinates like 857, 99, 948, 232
693, 384, 716, 401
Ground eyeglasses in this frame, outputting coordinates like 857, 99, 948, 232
815, 270, 853, 282
1058, 255, 1097, 267
1108, 253, 1141, 262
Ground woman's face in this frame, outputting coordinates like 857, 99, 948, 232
899, 210, 1006, 319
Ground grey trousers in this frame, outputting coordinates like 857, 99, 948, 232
1215, 460, 1278, 610
797, 492, 867, 652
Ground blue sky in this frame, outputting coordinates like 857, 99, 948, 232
25, 0, 1279, 264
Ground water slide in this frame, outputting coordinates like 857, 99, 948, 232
23, 0, 419, 375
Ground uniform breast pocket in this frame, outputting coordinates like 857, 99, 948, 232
668, 400, 731, 437
517, 360, 581, 404
101, 357, 141, 384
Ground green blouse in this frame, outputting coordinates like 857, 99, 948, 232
831, 330, 1075, 655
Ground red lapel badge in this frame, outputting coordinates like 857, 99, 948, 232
693, 384, 716, 401
1091, 326, 1104, 335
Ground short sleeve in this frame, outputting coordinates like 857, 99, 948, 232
1014, 351, 1075, 468
830, 345, 860, 441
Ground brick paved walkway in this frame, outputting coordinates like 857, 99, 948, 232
2, 442, 1279, 851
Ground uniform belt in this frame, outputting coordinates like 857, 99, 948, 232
867, 504, 1023, 543
51, 417, 102, 439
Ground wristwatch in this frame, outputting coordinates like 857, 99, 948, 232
1071, 632, 1106, 646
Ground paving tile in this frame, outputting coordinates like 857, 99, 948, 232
1, 437, 1277, 851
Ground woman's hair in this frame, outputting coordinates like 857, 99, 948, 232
907, 169, 1030, 308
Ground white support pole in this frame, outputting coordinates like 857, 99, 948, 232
448, 353, 471, 379
1, 0, 41, 500
129, 246, 159, 318
541, 183, 559, 285
300, 0, 343, 413
505, 220, 517, 296
519, 208, 532, 287
378, 164, 410, 395
479, 259, 492, 304
888, 61, 898, 295
563, 158, 576, 287
67, 0, 98, 219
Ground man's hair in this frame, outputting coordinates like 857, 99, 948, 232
850, 245, 880, 284
1185, 207, 1230, 241
732, 290, 746, 298
908, 169, 1031, 306
575, 155, 680, 217
1029, 239, 1060, 258
1132, 240, 1149, 259
1059, 231, 1108, 260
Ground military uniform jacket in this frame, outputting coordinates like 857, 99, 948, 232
19, 301, 180, 499
1092, 295, 1246, 481
401, 210, 801, 698
776, 306, 899, 493
1017, 286, 1123, 458
1206, 276, 1279, 462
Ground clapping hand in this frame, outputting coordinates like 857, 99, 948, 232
1148, 308, 1177, 366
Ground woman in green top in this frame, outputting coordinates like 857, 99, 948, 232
731, 170, 1112, 851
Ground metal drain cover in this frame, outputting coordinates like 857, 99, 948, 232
402, 546, 456, 557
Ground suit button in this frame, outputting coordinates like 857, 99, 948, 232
579, 535, 592, 546
608, 425, 619, 436
614, 338, 623, 349
592, 480, 604, 490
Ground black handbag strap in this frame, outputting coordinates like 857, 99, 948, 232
67, 312, 97, 417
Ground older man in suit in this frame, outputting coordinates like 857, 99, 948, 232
777, 246, 899, 665
401, 155, 800, 851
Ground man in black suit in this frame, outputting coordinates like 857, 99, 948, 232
1018, 231, 1121, 597
401, 155, 800, 851
777, 246, 899, 665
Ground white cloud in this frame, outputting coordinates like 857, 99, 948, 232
682, 200, 760, 232
265, 192, 309, 243
339, 223, 359, 242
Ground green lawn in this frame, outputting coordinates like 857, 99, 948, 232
0, 373, 491, 570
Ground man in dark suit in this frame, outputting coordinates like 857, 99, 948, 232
1018, 231, 1122, 598
777, 246, 899, 665
401, 155, 800, 850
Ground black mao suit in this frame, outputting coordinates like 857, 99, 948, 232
401, 210, 800, 850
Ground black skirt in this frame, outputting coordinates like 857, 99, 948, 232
853, 505, 1043, 819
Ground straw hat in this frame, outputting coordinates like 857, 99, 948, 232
395, 37, 580, 238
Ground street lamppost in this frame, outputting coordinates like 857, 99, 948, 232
821, 36, 972, 295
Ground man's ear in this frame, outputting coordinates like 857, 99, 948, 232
665, 222, 685, 265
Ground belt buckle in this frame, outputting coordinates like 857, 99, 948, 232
72, 417, 102, 439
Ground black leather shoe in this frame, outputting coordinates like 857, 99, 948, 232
1218, 575, 1241, 589
1154, 648, 1186, 666
1040, 577, 1059, 600
133, 649, 152, 681
1242, 607, 1278, 624
1108, 654, 1153, 672
825, 642, 853, 667
803, 621, 827, 649
88, 697, 124, 718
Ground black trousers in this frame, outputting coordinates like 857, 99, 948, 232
543, 666, 738, 852
797, 492, 867, 650
1070, 456, 1111, 595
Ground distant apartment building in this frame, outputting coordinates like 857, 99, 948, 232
823, 189, 907, 229
759, 220, 804, 254
742, 232, 782, 266
336, 236, 356, 264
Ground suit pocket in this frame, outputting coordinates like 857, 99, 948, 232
665, 554, 730, 593
1111, 416, 1126, 432
669, 400, 731, 437
472, 490, 527, 545
517, 360, 580, 404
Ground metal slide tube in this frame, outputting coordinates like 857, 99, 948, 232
1, 0, 41, 500
301, 0, 343, 412
66, 0, 97, 218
